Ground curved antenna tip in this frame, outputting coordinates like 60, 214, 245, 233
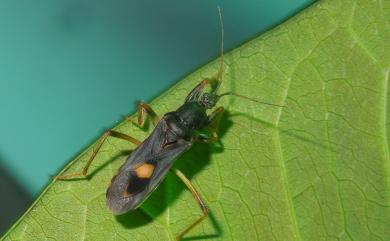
212, 5, 224, 93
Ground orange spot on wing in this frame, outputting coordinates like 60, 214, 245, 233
123, 189, 130, 198
135, 163, 155, 178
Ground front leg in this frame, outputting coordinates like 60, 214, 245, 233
197, 106, 224, 143
185, 78, 220, 103
128, 101, 160, 127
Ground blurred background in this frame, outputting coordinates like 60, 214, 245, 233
0, 0, 313, 234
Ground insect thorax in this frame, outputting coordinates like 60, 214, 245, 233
165, 101, 208, 135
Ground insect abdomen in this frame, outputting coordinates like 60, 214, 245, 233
124, 161, 156, 196
106, 159, 158, 214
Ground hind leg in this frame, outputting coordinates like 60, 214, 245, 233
55, 130, 141, 180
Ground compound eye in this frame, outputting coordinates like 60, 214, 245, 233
201, 93, 215, 108
178, 117, 188, 127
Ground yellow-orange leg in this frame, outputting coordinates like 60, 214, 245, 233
174, 169, 209, 241
185, 79, 220, 103
128, 102, 160, 127
197, 106, 224, 143
55, 130, 141, 180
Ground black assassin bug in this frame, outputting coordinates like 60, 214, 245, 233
56, 7, 283, 240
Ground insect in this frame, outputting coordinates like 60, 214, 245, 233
55, 7, 283, 240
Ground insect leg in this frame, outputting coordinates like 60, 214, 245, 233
55, 130, 141, 180
173, 169, 209, 240
197, 106, 224, 143
128, 101, 160, 127
185, 78, 222, 103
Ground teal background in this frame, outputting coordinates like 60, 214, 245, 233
0, 1, 313, 198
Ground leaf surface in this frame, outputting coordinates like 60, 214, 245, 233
3, 0, 390, 240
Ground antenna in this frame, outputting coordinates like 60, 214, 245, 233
218, 92, 285, 108
216, 6, 224, 81
211, 5, 224, 94
211, 7, 283, 109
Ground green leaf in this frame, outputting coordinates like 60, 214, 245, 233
3, 0, 390, 240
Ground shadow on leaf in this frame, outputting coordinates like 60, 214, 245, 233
115, 209, 152, 229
